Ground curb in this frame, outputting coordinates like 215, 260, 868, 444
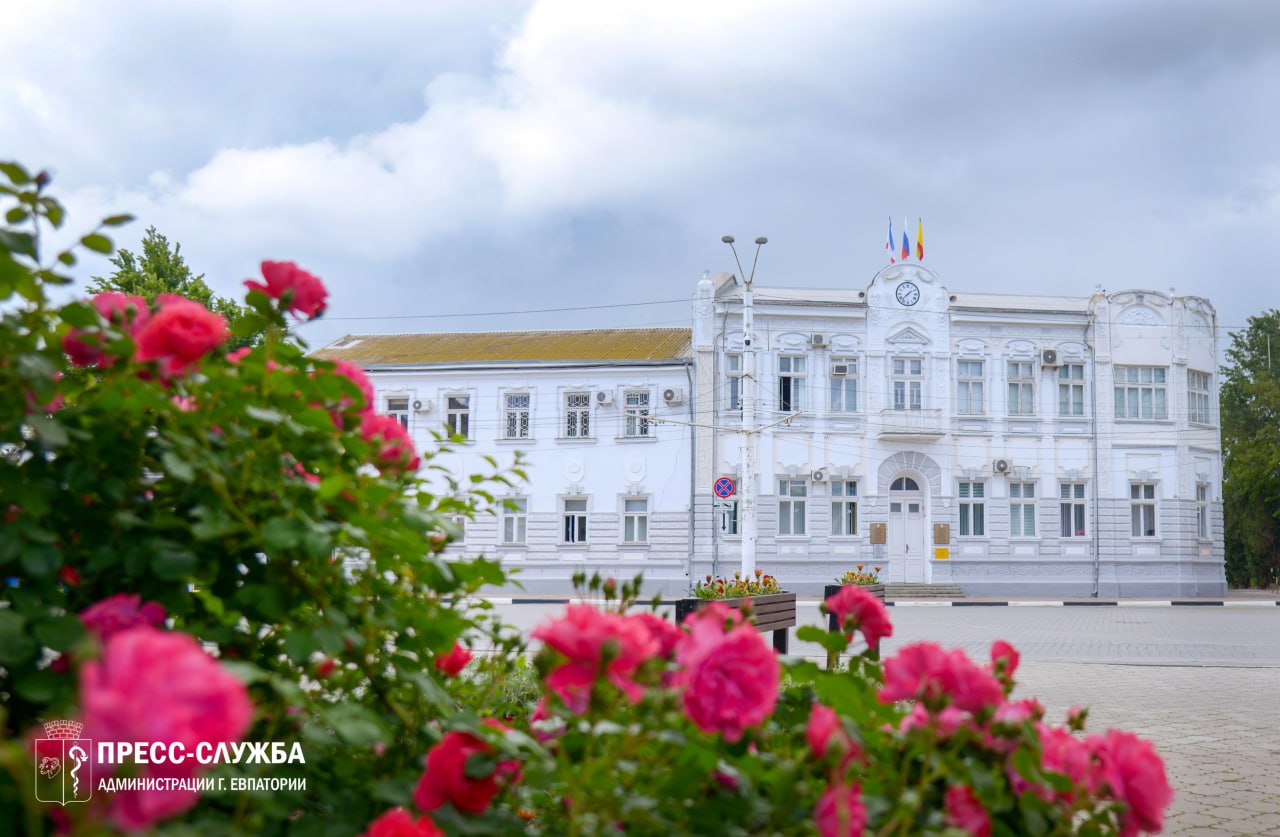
479, 597, 1280, 608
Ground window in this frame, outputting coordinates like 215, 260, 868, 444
1188, 370, 1211, 425
725, 353, 742, 411
445, 395, 470, 439
624, 390, 651, 437
1058, 364, 1085, 416
1007, 361, 1035, 415
1114, 367, 1167, 420
502, 497, 527, 544
830, 480, 858, 536
778, 356, 805, 412
564, 392, 591, 438
956, 360, 984, 415
1009, 482, 1036, 536
830, 358, 858, 412
386, 397, 410, 430
1130, 483, 1156, 537
890, 477, 920, 491
892, 357, 923, 411
1059, 483, 1087, 538
623, 498, 648, 543
958, 481, 985, 536
718, 500, 739, 536
504, 393, 531, 439
778, 479, 807, 536
1196, 483, 1210, 538
562, 498, 588, 543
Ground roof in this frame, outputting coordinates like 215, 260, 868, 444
717, 284, 1090, 315
313, 327, 693, 366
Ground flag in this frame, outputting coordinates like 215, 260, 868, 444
901, 228, 909, 261
916, 218, 924, 260
886, 216, 895, 263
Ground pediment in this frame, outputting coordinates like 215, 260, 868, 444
887, 325, 931, 345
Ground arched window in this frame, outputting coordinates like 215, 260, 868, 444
890, 477, 920, 491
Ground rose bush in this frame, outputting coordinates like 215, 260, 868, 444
0, 163, 1173, 835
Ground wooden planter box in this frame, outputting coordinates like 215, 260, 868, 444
823, 584, 886, 633
675, 592, 797, 653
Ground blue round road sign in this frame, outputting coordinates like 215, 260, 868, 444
713, 477, 736, 498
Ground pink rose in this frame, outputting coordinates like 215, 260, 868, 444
807, 703, 858, 766
825, 584, 893, 650
1087, 729, 1173, 836
80, 594, 166, 642
360, 413, 420, 472
79, 627, 254, 831
1036, 722, 1096, 802
246, 260, 329, 319
628, 612, 684, 659
879, 642, 1004, 715
899, 703, 970, 739
361, 807, 443, 837
814, 782, 867, 837
990, 639, 1020, 692
434, 642, 473, 677
674, 602, 779, 742
533, 605, 658, 709
134, 296, 229, 375
945, 785, 992, 836
414, 721, 521, 815
227, 346, 252, 364
64, 292, 149, 367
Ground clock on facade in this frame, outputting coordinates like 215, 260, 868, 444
895, 281, 920, 306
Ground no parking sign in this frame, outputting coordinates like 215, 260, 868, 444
713, 477, 736, 498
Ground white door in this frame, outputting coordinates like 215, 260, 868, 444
888, 477, 928, 583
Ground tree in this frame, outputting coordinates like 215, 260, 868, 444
1221, 309, 1280, 588
88, 226, 255, 344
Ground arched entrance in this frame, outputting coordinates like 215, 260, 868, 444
888, 475, 928, 583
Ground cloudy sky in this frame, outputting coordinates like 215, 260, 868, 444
4, 0, 1278, 348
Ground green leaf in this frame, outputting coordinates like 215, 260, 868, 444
245, 405, 286, 424
101, 214, 134, 226
80, 233, 113, 254
161, 451, 196, 482
463, 752, 497, 780
34, 614, 85, 651
5, 207, 28, 223
323, 704, 385, 747
21, 545, 60, 577
59, 301, 100, 328
796, 625, 850, 654
262, 517, 304, 552
0, 230, 37, 259
283, 629, 319, 664
152, 548, 196, 580
0, 161, 32, 184
15, 669, 59, 703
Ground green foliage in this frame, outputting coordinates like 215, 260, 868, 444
1221, 310, 1280, 588
87, 225, 257, 346
0, 165, 526, 834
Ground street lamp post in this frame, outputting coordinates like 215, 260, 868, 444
721, 235, 767, 577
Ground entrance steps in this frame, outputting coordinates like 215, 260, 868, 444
884, 583, 966, 600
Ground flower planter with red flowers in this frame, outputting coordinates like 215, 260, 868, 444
675, 592, 797, 654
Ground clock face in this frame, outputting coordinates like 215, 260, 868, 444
896, 281, 921, 306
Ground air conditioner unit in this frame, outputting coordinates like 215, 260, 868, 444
662, 387, 685, 405
831, 363, 851, 377
809, 333, 828, 348
412, 399, 433, 413
1041, 349, 1060, 367
596, 391, 614, 406
811, 469, 828, 482
993, 458, 1012, 475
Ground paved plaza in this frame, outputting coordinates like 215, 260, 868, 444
493, 601, 1280, 835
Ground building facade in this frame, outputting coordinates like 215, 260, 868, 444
316, 329, 697, 593
692, 264, 1225, 597
319, 263, 1225, 598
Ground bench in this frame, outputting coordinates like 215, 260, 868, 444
674, 592, 797, 653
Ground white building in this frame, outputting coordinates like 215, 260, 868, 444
316, 329, 697, 593
692, 264, 1225, 598
319, 263, 1225, 598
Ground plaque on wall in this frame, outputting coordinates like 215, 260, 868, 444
869, 522, 887, 545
